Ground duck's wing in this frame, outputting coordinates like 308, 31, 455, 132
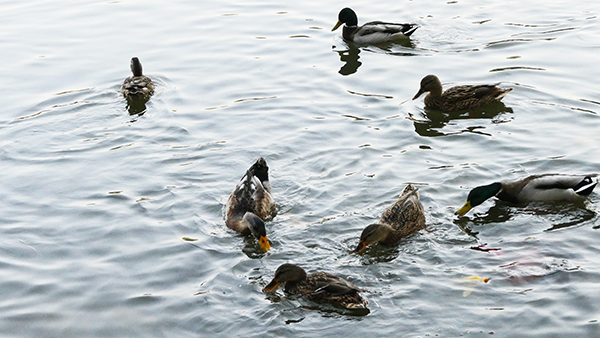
311, 272, 362, 295
359, 21, 418, 36
225, 169, 255, 231
122, 76, 154, 97
509, 174, 598, 202
380, 184, 425, 231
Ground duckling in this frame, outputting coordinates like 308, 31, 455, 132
263, 263, 368, 310
354, 184, 426, 253
225, 157, 276, 251
121, 57, 155, 98
413, 74, 512, 111
456, 174, 598, 217
332, 7, 418, 45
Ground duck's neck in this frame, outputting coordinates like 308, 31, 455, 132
424, 89, 444, 109
342, 25, 357, 40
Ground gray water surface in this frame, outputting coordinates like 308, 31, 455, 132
1, 0, 600, 337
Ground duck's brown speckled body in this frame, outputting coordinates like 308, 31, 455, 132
225, 157, 276, 251
121, 57, 155, 98
413, 74, 512, 111
354, 184, 426, 253
263, 263, 368, 310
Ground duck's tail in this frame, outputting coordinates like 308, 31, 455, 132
573, 175, 598, 196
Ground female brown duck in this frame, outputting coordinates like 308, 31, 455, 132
121, 57, 155, 98
413, 74, 512, 111
225, 157, 276, 252
263, 263, 368, 310
354, 184, 426, 253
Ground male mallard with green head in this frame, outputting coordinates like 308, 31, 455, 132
226, 157, 276, 252
121, 57, 155, 98
456, 174, 598, 216
354, 184, 426, 253
413, 74, 512, 111
263, 263, 368, 310
332, 7, 418, 45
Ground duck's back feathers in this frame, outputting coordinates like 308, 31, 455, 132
438, 84, 512, 110
379, 184, 426, 239
121, 57, 154, 98
503, 174, 598, 204
225, 158, 276, 233
349, 21, 418, 44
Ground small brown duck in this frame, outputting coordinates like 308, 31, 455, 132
225, 157, 276, 252
332, 7, 418, 45
263, 263, 368, 310
412, 74, 512, 111
354, 184, 426, 253
456, 174, 598, 217
121, 57, 155, 98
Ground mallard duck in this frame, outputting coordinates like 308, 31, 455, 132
263, 263, 368, 310
413, 74, 512, 111
456, 174, 599, 217
354, 184, 426, 253
121, 57, 155, 98
225, 157, 276, 251
332, 7, 418, 44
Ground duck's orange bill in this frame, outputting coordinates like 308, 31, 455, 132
259, 235, 271, 252
353, 241, 367, 254
262, 280, 281, 292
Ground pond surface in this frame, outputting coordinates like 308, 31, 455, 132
1, 0, 600, 337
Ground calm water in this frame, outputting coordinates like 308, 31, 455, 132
1, 0, 600, 337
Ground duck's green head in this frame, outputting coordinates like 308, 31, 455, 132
244, 212, 270, 252
332, 8, 358, 31
456, 182, 502, 217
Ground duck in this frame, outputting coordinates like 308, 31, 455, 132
121, 57, 155, 98
354, 184, 426, 253
332, 7, 418, 45
456, 174, 599, 217
263, 263, 368, 310
225, 157, 276, 252
413, 74, 512, 111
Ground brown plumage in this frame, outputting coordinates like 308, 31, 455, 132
413, 74, 512, 111
225, 157, 276, 252
263, 263, 368, 310
354, 184, 426, 253
121, 57, 155, 98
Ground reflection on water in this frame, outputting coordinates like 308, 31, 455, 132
336, 47, 361, 76
454, 201, 598, 237
409, 102, 513, 137
334, 39, 418, 76
125, 96, 150, 117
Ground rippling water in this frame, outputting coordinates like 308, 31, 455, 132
1, 0, 600, 337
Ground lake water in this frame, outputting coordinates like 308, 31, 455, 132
1, 0, 600, 337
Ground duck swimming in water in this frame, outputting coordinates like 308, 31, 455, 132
263, 263, 368, 310
121, 57, 155, 98
332, 7, 418, 45
225, 157, 276, 252
413, 74, 512, 111
456, 174, 598, 217
354, 184, 426, 253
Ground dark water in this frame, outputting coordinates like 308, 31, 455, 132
1, 0, 600, 337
